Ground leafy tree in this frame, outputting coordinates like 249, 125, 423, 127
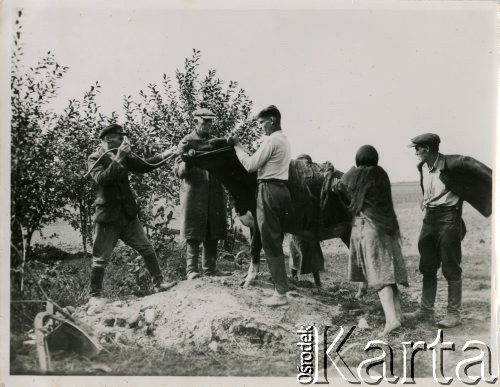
11, 9, 69, 264
123, 49, 261, 254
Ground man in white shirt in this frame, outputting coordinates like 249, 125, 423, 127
406, 133, 492, 328
229, 105, 292, 306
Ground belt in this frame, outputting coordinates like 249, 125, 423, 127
425, 205, 459, 213
257, 178, 288, 184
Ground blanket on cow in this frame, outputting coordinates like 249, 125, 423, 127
180, 138, 351, 241
288, 159, 351, 240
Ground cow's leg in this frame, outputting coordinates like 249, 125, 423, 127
340, 226, 351, 248
355, 282, 368, 299
249, 225, 262, 265
312, 270, 321, 287
243, 225, 262, 287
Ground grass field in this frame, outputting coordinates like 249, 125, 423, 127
11, 182, 494, 378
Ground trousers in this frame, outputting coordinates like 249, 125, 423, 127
256, 181, 292, 294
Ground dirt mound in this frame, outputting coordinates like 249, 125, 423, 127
74, 274, 342, 353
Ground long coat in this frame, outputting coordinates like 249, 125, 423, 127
417, 154, 492, 217
174, 130, 227, 241
88, 147, 163, 223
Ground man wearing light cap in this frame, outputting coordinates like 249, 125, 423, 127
228, 105, 293, 306
406, 133, 492, 327
174, 108, 228, 280
87, 123, 176, 304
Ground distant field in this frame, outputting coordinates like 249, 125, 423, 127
33, 181, 490, 257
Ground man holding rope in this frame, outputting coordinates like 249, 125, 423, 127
87, 123, 176, 304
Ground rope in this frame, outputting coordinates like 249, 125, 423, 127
83, 146, 178, 179
84, 144, 232, 179
188, 146, 233, 158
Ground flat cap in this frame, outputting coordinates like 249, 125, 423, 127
99, 123, 128, 139
408, 133, 440, 148
193, 108, 216, 118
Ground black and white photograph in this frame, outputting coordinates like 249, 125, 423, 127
1, 0, 498, 386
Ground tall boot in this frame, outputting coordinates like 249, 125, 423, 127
438, 279, 462, 328
143, 253, 177, 292
186, 240, 200, 279
90, 266, 105, 297
202, 239, 218, 275
405, 274, 437, 320
203, 240, 231, 276
142, 253, 163, 285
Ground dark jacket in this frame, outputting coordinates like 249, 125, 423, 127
174, 131, 227, 241
88, 147, 163, 223
417, 154, 492, 217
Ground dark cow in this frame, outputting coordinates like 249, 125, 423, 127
178, 138, 352, 285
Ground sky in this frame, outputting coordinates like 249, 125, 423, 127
11, 1, 498, 182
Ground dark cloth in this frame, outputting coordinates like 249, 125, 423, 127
88, 146, 164, 223
417, 154, 492, 217
288, 159, 351, 239
339, 166, 399, 237
289, 236, 324, 275
418, 206, 463, 281
256, 181, 292, 294
319, 166, 352, 240
287, 160, 317, 232
174, 131, 227, 241
92, 214, 156, 268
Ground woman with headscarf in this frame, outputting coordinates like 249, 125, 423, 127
339, 145, 408, 336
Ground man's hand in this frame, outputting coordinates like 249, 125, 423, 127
160, 149, 171, 159
177, 140, 189, 155
323, 161, 335, 173
331, 177, 341, 191
160, 146, 177, 159
226, 135, 240, 147
115, 138, 131, 162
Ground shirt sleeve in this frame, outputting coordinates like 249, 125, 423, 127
126, 154, 164, 173
235, 137, 274, 173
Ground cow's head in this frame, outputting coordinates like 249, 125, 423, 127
179, 137, 258, 223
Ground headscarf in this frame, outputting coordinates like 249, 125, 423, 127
344, 145, 400, 236
296, 154, 312, 164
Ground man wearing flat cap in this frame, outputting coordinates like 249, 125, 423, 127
87, 123, 175, 304
228, 105, 293, 306
406, 133, 492, 327
174, 108, 228, 280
